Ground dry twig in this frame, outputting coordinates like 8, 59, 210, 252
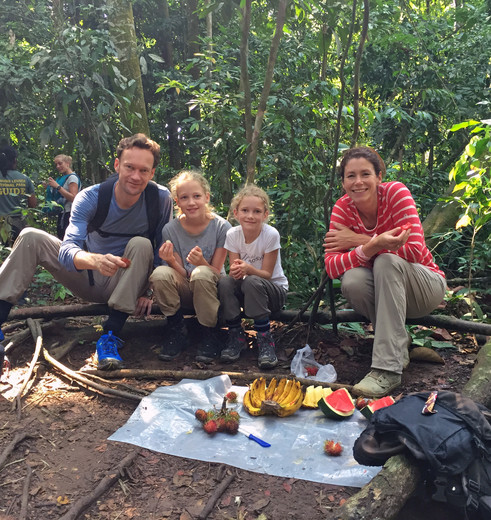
57, 450, 139, 520
19, 463, 33, 520
198, 471, 235, 520
0, 432, 32, 472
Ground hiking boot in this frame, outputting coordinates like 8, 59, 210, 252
257, 331, 278, 369
96, 331, 124, 370
221, 327, 247, 362
352, 369, 401, 398
196, 328, 221, 363
159, 323, 188, 361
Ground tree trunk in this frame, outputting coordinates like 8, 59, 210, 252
350, 0, 369, 147
245, 0, 290, 184
107, 0, 150, 136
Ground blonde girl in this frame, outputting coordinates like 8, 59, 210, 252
150, 170, 231, 362
218, 185, 288, 369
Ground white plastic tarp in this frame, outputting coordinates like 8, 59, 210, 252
109, 375, 380, 487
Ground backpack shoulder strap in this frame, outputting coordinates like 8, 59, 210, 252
87, 173, 118, 234
145, 180, 160, 244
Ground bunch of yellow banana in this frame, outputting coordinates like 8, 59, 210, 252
243, 377, 304, 417
301, 385, 333, 409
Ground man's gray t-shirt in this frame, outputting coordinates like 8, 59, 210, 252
162, 214, 231, 275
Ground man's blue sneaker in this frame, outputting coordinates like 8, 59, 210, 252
96, 331, 124, 370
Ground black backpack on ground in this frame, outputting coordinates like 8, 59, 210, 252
353, 391, 491, 519
87, 173, 160, 246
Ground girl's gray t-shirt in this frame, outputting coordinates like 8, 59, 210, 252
162, 213, 231, 275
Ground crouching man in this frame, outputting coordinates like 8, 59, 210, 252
0, 134, 172, 370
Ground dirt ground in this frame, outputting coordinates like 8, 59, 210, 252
0, 301, 484, 520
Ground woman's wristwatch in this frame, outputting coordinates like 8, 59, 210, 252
145, 288, 154, 299
56, 185, 62, 191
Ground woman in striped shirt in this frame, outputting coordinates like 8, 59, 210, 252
324, 147, 446, 397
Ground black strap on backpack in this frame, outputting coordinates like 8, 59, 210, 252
85, 173, 160, 285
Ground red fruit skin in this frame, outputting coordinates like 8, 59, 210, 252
216, 418, 227, 432
121, 257, 131, 268
305, 366, 319, 376
225, 391, 238, 403
225, 420, 239, 434
324, 440, 343, 456
203, 420, 218, 434
195, 409, 207, 422
400, 223, 411, 231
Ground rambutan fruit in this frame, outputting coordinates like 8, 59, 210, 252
355, 397, 372, 410
225, 391, 238, 403
203, 420, 218, 434
225, 420, 239, 434
305, 366, 319, 376
324, 440, 343, 456
195, 409, 208, 422
216, 417, 227, 432
228, 411, 240, 421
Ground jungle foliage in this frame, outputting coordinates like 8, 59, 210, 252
0, 0, 490, 304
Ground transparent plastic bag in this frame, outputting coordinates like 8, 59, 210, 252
291, 344, 337, 383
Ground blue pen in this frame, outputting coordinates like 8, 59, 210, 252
238, 426, 271, 447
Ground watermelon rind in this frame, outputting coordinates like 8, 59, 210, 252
360, 396, 395, 419
318, 388, 355, 420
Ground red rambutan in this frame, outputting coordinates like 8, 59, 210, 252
195, 409, 208, 423
324, 440, 343, 456
203, 420, 218, 434
225, 391, 238, 403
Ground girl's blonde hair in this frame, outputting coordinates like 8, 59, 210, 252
168, 170, 213, 217
230, 184, 270, 215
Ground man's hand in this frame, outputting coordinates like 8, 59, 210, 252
134, 296, 153, 318
94, 254, 128, 277
229, 259, 248, 280
324, 223, 369, 252
186, 246, 205, 266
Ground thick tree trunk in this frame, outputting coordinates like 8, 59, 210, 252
335, 454, 422, 520
462, 339, 491, 408
107, 0, 150, 136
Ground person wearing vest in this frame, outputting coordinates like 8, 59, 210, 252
0, 134, 173, 370
46, 154, 81, 239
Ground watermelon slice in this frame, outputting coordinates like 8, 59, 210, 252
360, 396, 395, 419
318, 388, 355, 420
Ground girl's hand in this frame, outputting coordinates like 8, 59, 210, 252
159, 240, 174, 263
230, 259, 248, 279
186, 246, 204, 266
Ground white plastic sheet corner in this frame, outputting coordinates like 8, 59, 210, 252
108, 375, 380, 487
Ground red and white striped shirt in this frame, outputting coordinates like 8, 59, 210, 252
324, 181, 445, 280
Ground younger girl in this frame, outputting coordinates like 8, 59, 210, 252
150, 170, 231, 362
218, 185, 288, 369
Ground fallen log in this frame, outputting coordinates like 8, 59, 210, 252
334, 339, 491, 519
0, 432, 32, 471
7, 304, 491, 335
335, 454, 422, 520
81, 367, 354, 392
462, 339, 491, 409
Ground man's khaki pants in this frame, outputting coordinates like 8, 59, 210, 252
0, 228, 154, 315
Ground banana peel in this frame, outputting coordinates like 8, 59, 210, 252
243, 377, 304, 418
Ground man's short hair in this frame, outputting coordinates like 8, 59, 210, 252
116, 134, 161, 169
54, 154, 72, 167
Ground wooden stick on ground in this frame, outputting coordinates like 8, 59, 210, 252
0, 432, 32, 472
43, 348, 143, 402
19, 463, 33, 520
58, 450, 139, 520
82, 368, 354, 392
11, 319, 43, 412
198, 472, 235, 520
